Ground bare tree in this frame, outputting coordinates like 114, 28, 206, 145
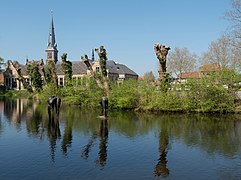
143, 71, 155, 82
225, 0, 241, 49
200, 35, 239, 69
167, 47, 196, 77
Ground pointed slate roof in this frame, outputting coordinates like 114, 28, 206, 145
47, 15, 57, 50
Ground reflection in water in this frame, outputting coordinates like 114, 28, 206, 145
61, 119, 73, 156
1, 99, 241, 179
47, 106, 61, 161
96, 119, 109, 167
154, 126, 169, 177
81, 132, 98, 159
81, 119, 109, 167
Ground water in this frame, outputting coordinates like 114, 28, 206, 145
0, 99, 241, 180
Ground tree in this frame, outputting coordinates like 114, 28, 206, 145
44, 61, 58, 86
81, 45, 110, 97
0, 57, 4, 71
61, 53, 72, 86
200, 35, 238, 69
143, 71, 155, 82
225, 0, 241, 49
27, 62, 43, 92
167, 47, 196, 77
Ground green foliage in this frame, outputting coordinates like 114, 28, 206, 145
186, 79, 234, 112
61, 53, 73, 86
2, 90, 32, 99
44, 61, 57, 86
110, 79, 139, 109
43, 66, 52, 84
61, 77, 104, 107
95, 46, 108, 77
27, 63, 43, 92
38, 83, 63, 102
36, 67, 239, 113
159, 73, 172, 93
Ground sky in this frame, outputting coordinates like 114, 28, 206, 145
0, 0, 232, 76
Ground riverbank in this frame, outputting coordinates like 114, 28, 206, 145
2, 89, 241, 114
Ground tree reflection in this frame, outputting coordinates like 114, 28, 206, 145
61, 119, 73, 156
154, 125, 170, 177
81, 119, 109, 167
96, 119, 109, 167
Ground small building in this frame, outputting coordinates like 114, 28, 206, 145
175, 63, 221, 83
92, 60, 138, 81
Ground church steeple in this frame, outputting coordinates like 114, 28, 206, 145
46, 13, 58, 64
91, 49, 95, 62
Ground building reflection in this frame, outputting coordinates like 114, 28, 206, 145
3, 99, 37, 125
154, 126, 170, 177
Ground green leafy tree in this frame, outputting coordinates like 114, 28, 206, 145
27, 62, 43, 92
43, 61, 57, 86
110, 79, 139, 109
61, 53, 72, 86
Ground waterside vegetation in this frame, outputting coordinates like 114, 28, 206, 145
2, 67, 241, 114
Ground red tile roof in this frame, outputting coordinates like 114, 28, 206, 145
199, 63, 221, 72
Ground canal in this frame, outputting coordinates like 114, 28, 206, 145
0, 99, 241, 179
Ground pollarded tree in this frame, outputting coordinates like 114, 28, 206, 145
0, 57, 4, 72
167, 47, 197, 77
43, 60, 58, 86
200, 35, 238, 69
61, 53, 72, 86
27, 62, 43, 92
81, 45, 110, 97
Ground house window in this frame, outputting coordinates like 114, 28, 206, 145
12, 78, 17, 88
59, 78, 63, 86
96, 67, 100, 73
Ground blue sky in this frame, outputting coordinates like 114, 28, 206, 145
0, 0, 231, 76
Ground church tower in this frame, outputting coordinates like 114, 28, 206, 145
46, 14, 58, 64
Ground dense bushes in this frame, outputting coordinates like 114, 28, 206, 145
109, 80, 139, 109
109, 76, 236, 113
32, 69, 241, 113
38, 77, 104, 107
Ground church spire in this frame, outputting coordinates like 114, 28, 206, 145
46, 12, 58, 64
91, 49, 95, 62
47, 13, 57, 49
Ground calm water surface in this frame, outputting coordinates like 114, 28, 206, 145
0, 99, 241, 180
